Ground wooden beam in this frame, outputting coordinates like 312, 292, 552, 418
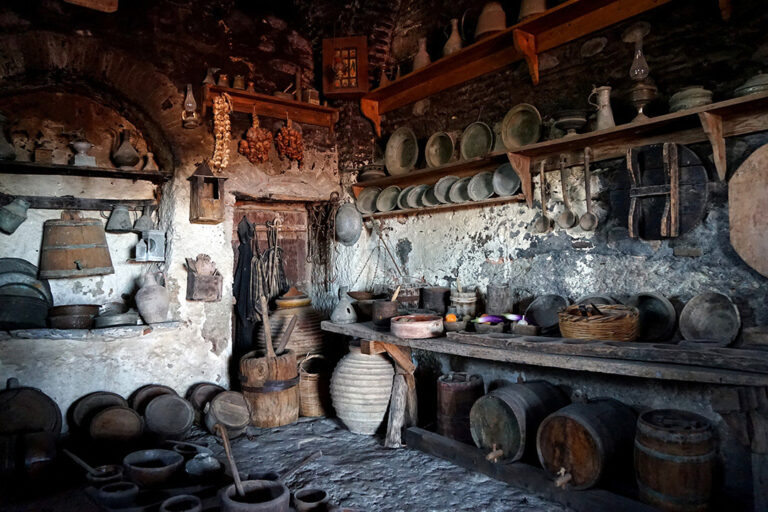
360, 339, 387, 355
405, 427, 656, 512
0, 193, 155, 211
0, 161, 168, 183
513, 30, 539, 85
506, 152, 533, 207
698, 111, 727, 180
360, 98, 381, 138
64, 0, 118, 12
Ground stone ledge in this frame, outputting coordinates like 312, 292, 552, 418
0, 321, 180, 342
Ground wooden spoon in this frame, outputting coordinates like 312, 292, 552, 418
63, 449, 100, 475
556, 156, 578, 229
216, 424, 245, 498
391, 285, 401, 302
579, 147, 598, 231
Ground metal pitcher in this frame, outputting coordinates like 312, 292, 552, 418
104, 205, 133, 233
588, 85, 616, 131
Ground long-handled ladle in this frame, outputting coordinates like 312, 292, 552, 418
579, 147, 599, 231
216, 423, 245, 498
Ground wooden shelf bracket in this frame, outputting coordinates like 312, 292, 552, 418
507, 152, 533, 207
513, 29, 539, 85
361, 97, 381, 137
698, 111, 727, 180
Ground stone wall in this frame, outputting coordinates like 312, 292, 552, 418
0, 1, 341, 423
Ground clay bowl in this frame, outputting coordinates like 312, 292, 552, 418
390, 314, 444, 339
348, 291, 375, 301
460, 122, 494, 160
48, 304, 100, 329
96, 481, 139, 508
85, 464, 124, 486
355, 187, 381, 214
185, 454, 223, 481
492, 163, 521, 197
434, 176, 459, 204
444, 320, 468, 332
473, 321, 505, 334
294, 488, 330, 512
219, 479, 290, 512
385, 126, 419, 176
160, 494, 202, 512
123, 449, 183, 488
626, 292, 677, 342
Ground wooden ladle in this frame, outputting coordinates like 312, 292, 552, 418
533, 161, 552, 233
556, 156, 578, 229
216, 423, 245, 498
579, 147, 598, 231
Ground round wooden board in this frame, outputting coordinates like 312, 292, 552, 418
730, 143, 768, 277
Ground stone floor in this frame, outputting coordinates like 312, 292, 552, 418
191, 417, 568, 512
1, 418, 568, 511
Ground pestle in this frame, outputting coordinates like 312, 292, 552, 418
390, 285, 401, 302
216, 423, 245, 497
261, 295, 276, 359
63, 448, 99, 475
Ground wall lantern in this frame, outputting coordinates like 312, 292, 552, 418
188, 162, 227, 224
322, 36, 369, 98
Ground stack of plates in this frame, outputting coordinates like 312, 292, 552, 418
0, 258, 52, 329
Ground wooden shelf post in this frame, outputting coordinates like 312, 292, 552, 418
513, 29, 539, 85
698, 111, 727, 180
507, 152, 533, 207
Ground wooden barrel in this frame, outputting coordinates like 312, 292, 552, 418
204, 391, 250, 438
89, 406, 144, 443
537, 398, 636, 490
299, 355, 332, 418
240, 350, 299, 428
635, 409, 715, 512
144, 395, 195, 440
470, 381, 569, 461
437, 373, 484, 443
39, 211, 114, 278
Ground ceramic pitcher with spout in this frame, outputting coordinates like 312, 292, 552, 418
588, 86, 615, 131
443, 19, 463, 56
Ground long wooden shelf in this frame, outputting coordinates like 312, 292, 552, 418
363, 193, 526, 220
202, 85, 340, 133
353, 91, 768, 214
361, 0, 674, 135
321, 321, 768, 387
0, 192, 156, 211
0, 161, 169, 183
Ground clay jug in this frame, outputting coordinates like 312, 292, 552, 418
0, 112, 16, 161
443, 19, 463, 57
330, 286, 357, 324
136, 272, 169, 324
0, 198, 29, 234
588, 85, 616, 131
112, 129, 140, 169
330, 344, 394, 435
413, 37, 431, 71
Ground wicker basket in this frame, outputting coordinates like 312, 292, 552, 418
299, 355, 332, 417
558, 304, 639, 342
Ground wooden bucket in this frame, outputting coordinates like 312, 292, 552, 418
470, 381, 568, 461
39, 211, 114, 278
299, 355, 332, 418
437, 373, 484, 444
240, 350, 299, 428
635, 409, 715, 512
204, 391, 250, 438
536, 398, 636, 490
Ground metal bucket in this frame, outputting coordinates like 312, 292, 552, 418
39, 211, 114, 278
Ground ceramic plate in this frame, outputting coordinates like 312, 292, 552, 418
448, 177, 471, 203
434, 176, 459, 203
397, 186, 415, 210
375, 185, 402, 213
407, 184, 429, 209
421, 186, 440, 207
492, 163, 521, 196
501, 103, 541, 150
468, 172, 494, 201
460, 122, 494, 160
355, 187, 381, 214
679, 292, 740, 345
525, 294, 569, 332
425, 132, 455, 167
626, 292, 677, 341
384, 126, 418, 176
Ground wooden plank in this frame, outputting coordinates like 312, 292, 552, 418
698, 111, 727, 180
0, 193, 155, 211
0, 161, 168, 183
513, 29, 539, 85
361, 194, 526, 220
63, 0, 118, 12
385, 374, 407, 448
405, 427, 656, 512
403, 373, 418, 428
360, 339, 387, 355
321, 322, 768, 386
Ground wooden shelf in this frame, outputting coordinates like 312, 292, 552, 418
353, 91, 768, 215
321, 321, 768, 387
202, 85, 340, 134
0, 161, 168, 183
361, 0, 674, 135
363, 193, 526, 220
0, 192, 156, 211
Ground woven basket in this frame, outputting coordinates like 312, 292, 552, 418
299, 355, 332, 417
558, 304, 639, 342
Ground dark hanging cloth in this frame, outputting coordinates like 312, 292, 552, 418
233, 216, 257, 357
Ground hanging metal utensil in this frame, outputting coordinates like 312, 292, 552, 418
556, 155, 578, 229
579, 147, 599, 231
533, 161, 551, 233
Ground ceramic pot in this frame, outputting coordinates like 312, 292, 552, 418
0, 112, 16, 161
443, 19, 463, 56
135, 272, 169, 324
475, 2, 506, 40
331, 345, 394, 435
519, 0, 547, 20
331, 286, 357, 324
0, 198, 29, 235
112, 129, 140, 168
413, 37, 431, 70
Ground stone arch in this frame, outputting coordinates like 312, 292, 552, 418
0, 30, 188, 175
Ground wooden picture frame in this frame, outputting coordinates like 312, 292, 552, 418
322, 36, 369, 99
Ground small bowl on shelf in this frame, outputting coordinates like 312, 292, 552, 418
444, 319, 468, 332
473, 321, 505, 334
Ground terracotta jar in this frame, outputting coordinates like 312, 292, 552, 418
135, 272, 169, 324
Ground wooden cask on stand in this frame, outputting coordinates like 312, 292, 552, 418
536, 398, 637, 490
634, 409, 715, 512
240, 349, 299, 428
470, 381, 569, 461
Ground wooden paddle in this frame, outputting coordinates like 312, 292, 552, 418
275, 314, 297, 354
216, 423, 245, 497
391, 285, 401, 302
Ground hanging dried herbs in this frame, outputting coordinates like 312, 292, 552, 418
211, 93, 232, 171
238, 113, 273, 164
275, 118, 304, 164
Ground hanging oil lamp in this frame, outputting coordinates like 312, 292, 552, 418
623, 22, 657, 123
182, 84, 200, 129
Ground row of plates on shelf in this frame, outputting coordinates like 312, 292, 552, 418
356, 163, 522, 214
